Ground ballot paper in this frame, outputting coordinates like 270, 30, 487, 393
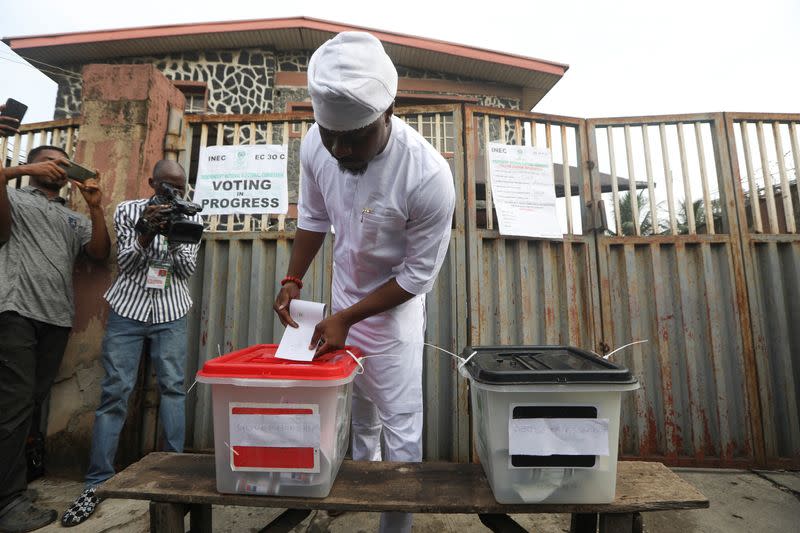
509, 418, 610, 456
275, 300, 327, 361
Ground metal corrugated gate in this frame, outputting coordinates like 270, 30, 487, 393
463, 107, 601, 352
176, 105, 799, 468
726, 113, 800, 467
586, 114, 761, 467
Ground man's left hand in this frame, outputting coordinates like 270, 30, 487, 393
73, 176, 102, 209
0, 105, 20, 137
310, 313, 351, 357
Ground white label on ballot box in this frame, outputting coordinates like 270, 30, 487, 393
228, 403, 321, 473
509, 418, 610, 456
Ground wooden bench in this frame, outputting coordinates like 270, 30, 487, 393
98, 452, 708, 533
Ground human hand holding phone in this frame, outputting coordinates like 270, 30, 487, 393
72, 175, 103, 209
63, 160, 97, 183
0, 98, 26, 137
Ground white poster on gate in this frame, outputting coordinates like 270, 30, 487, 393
193, 145, 288, 215
487, 143, 562, 239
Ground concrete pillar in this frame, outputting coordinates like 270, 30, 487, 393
46, 64, 185, 475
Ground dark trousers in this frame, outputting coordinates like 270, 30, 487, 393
0, 312, 70, 510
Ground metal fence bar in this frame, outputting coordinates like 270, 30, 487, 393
623, 125, 641, 236
435, 114, 442, 152
562, 124, 574, 234
659, 124, 678, 234
642, 125, 658, 234
607, 127, 623, 235
695, 122, 715, 234
676, 123, 696, 234
771, 122, 795, 233
483, 114, 493, 230
790, 123, 800, 224
64, 127, 74, 155
277, 122, 289, 232
545, 122, 552, 149
755, 121, 779, 233
739, 121, 764, 233
265, 122, 274, 230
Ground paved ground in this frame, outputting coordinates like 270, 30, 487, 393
27, 468, 800, 532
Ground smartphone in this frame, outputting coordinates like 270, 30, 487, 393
1, 98, 28, 123
63, 160, 97, 182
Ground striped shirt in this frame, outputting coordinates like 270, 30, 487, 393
104, 199, 201, 324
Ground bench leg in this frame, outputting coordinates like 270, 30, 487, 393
257, 509, 313, 533
150, 501, 184, 533
599, 512, 642, 533
478, 513, 527, 533
189, 503, 212, 533
570, 512, 598, 533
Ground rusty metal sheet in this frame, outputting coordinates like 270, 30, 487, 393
726, 113, 800, 467
589, 114, 761, 467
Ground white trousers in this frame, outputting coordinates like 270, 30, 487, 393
351, 387, 423, 533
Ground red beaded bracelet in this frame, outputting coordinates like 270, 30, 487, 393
281, 276, 303, 289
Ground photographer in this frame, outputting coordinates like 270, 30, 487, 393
62, 160, 202, 527
0, 145, 110, 532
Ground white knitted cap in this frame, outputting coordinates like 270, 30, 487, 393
307, 32, 398, 131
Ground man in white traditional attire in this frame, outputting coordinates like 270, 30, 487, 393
273, 31, 455, 533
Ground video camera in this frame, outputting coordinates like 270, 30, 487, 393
135, 183, 205, 244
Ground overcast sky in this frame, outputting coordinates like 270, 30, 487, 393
1, 0, 798, 124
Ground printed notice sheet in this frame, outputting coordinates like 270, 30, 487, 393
487, 143, 562, 239
275, 300, 327, 361
193, 145, 288, 215
509, 418, 610, 456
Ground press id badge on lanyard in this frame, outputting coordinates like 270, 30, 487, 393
146, 260, 173, 290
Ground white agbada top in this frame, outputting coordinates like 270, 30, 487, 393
299, 116, 455, 413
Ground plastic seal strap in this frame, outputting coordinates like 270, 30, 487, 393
223, 441, 240, 456
345, 350, 365, 375
186, 379, 198, 394
345, 350, 405, 375
458, 350, 478, 371
603, 339, 649, 360
422, 342, 475, 371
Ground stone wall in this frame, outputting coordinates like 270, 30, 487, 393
53, 47, 520, 118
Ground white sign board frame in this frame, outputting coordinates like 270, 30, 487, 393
193, 145, 289, 215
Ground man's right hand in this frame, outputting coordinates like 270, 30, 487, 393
140, 204, 171, 233
3, 158, 69, 184
0, 105, 20, 137
273, 282, 301, 328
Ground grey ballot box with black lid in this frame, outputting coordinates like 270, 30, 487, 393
459, 345, 641, 503
461, 345, 637, 385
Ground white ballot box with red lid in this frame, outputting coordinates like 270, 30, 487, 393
196, 344, 362, 497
